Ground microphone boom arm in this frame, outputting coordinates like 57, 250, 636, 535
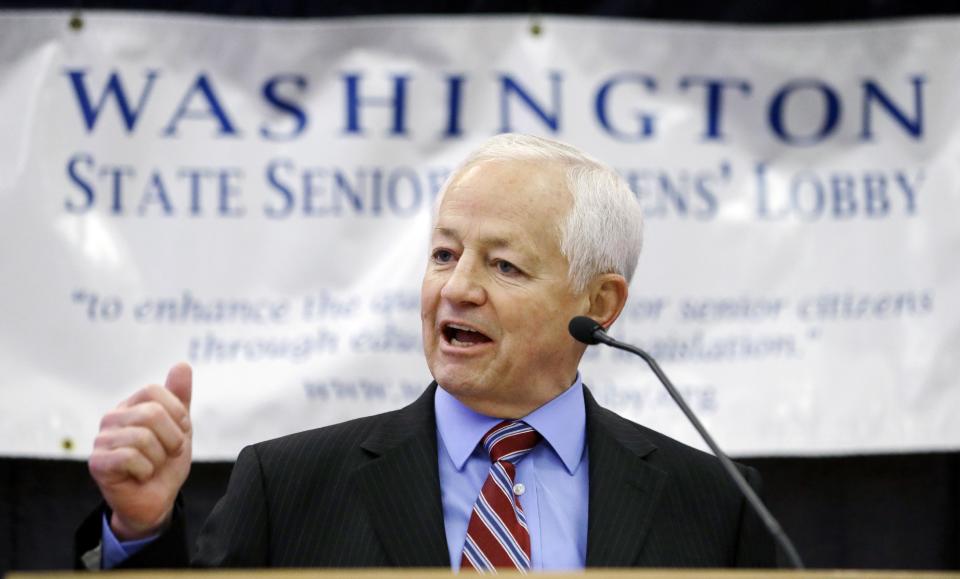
574, 317, 804, 569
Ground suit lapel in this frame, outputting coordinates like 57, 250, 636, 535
349, 383, 667, 567
584, 388, 668, 567
352, 383, 450, 567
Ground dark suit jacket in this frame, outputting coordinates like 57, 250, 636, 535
77, 383, 776, 568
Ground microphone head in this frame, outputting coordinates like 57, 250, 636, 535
568, 316, 604, 345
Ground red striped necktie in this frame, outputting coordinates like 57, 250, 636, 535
461, 420, 542, 573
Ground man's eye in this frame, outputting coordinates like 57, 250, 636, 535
432, 249, 455, 263
494, 259, 519, 275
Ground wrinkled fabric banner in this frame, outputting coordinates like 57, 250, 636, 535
0, 11, 957, 458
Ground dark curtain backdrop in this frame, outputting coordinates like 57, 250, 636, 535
2, 454, 958, 571
1, 0, 958, 573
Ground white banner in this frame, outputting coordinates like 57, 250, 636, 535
1, 11, 957, 459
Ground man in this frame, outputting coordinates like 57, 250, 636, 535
78, 134, 775, 570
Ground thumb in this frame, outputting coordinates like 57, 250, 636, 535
165, 362, 193, 411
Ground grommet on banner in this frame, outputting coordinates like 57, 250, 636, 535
529, 2, 542, 37
61, 437, 75, 452
530, 17, 542, 37
68, 12, 84, 31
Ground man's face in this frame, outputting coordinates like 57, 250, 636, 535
421, 159, 588, 418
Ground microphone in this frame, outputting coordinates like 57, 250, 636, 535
569, 316, 804, 569
568, 315, 609, 345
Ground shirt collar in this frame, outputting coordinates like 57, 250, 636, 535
434, 373, 586, 475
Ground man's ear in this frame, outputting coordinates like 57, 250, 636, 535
585, 273, 629, 329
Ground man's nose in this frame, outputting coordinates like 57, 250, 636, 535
440, 256, 486, 305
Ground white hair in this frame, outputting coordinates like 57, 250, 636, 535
436, 133, 644, 293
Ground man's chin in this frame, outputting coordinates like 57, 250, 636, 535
432, 368, 481, 395
431, 364, 495, 398
427, 346, 492, 380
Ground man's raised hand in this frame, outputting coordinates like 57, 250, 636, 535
88, 363, 193, 540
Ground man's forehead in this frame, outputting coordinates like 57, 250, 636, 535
448, 159, 570, 201
440, 162, 570, 216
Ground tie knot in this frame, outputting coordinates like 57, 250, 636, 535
482, 420, 540, 464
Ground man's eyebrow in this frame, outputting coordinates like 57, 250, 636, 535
433, 227, 515, 250
433, 227, 458, 238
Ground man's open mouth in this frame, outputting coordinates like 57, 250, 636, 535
441, 323, 493, 347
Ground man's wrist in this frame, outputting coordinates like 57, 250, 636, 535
101, 511, 163, 569
109, 509, 173, 542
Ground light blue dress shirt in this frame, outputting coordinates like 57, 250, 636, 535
435, 375, 589, 571
103, 376, 590, 570
100, 514, 157, 568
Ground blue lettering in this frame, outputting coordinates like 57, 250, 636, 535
176, 168, 215, 216
678, 76, 751, 141
499, 72, 562, 133
65, 69, 158, 133
863, 173, 890, 217
830, 173, 857, 218
594, 74, 657, 141
769, 80, 842, 145
65, 153, 95, 213
100, 165, 135, 214
342, 74, 409, 136
861, 76, 925, 141
303, 168, 330, 215
371, 169, 384, 215
333, 171, 364, 212
264, 158, 295, 218
443, 75, 466, 138
693, 170, 721, 219
162, 74, 239, 137
138, 172, 174, 216
657, 174, 689, 216
895, 170, 921, 214
217, 170, 244, 216
260, 74, 308, 140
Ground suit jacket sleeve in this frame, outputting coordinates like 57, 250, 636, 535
193, 444, 271, 566
74, 497, 190, 569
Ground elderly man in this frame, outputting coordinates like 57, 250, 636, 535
78, 134, 775, 570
